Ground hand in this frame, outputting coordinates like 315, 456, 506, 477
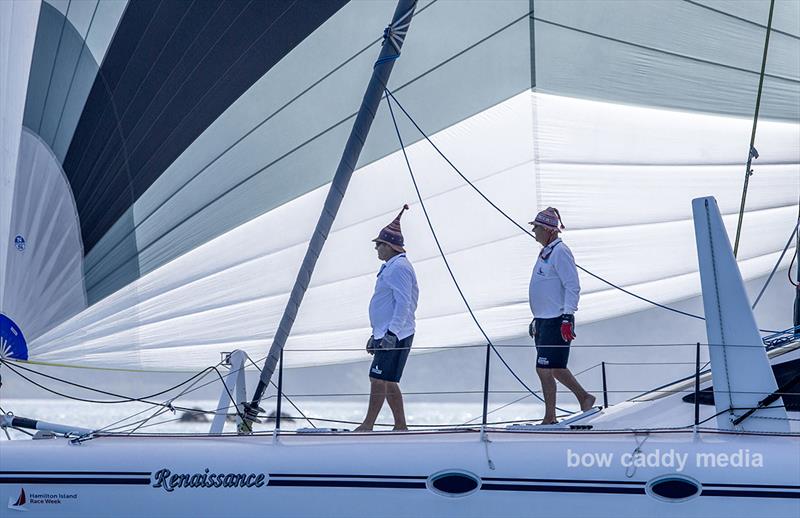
560, 314, 576, 341
379, 332, 398, 350
528, 319, 535, 339
366, 337, 376, 355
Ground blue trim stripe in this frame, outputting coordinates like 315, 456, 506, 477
0, 477, 150, 485
1, 471, 798, 499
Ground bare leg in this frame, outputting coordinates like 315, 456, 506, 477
536, 368, 558, 424
552, 368, 595, 411
354, 378, 387, 431
385, 382, 407, 431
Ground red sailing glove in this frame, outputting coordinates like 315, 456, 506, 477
560, 314, 576, 342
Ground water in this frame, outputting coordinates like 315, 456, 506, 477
0, 398, 556, 440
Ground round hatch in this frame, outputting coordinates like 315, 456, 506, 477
426, 470, 481, 497
646, 474, 702, 502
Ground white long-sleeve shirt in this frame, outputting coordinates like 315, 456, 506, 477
368, 253, 419, 340
529, 238, 580, 319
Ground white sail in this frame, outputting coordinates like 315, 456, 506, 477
1, 0, 798, 370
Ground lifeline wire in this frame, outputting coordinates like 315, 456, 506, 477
0, 358, 221, 407
0, 358, 247, 433
99, 353, 318, 434
383, 88, 785, 334
384, 90, 572, 415
123, 362, 248, 436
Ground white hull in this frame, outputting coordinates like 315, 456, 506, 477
2, 429, 798, 517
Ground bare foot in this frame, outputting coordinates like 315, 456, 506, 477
393, 426, 408, 432
540, 418, 558, 425
353, 424, 373, 432
580, 394, 597, 412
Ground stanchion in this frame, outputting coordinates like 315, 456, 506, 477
694, 342, 701, 427
276, 348, 284, 432
481, 343, 491, 426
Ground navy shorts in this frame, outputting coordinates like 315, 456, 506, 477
534, 318, 570, 369
369, 334, 413, 383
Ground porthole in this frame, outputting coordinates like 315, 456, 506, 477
426, 470, 481, 498
646, 474, 702, 503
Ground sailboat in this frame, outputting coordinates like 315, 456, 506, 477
1, 0, 799, 516
1, 193, 798, 516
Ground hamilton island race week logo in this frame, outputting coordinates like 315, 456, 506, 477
152, 469, 267, 492
7, 488, 77, 511
7, 488, 26, 511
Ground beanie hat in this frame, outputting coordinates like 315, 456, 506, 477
529, 206, 565, 232
373, 204, 409, 253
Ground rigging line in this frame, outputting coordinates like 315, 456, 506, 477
96, 364, 246, 436
256, 415, 565, 429
124, 341, 788, 354
534, 14, 797, 85
216, 388, 800, 397
733, 0, 777, 257
0, 360, 174, 406
117, 415, 559, 433
692, 404, 792, 427
388, 8, 532, 94
384, 91, 573, 415
383, 89, 784, 334
6, 427, 35, 438
243, 354, 316, 429
462, 362, 601, 425
79, 0, 442, 287
99, 403, 242, 434
68, 350, 307, 434
0, 358, 247, 430
121, 362, 250, 436
96, 401, 190, 435
1, 357, 217, 405
681, 0, 799, 41
125, 405, 172, 436
753, 218, 800, 308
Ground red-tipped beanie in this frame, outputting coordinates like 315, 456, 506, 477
373, 204, 409, 253
528, 206, 565, 232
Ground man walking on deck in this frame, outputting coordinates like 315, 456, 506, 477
528, 207, 595, 424
355, 205, 419, 432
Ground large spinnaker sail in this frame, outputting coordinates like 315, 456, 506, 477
0, 0, 798, 371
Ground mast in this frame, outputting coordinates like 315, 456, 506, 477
241, 0, 418, 432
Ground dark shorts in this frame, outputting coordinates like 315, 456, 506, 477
534, 318, 570, 369
369, 334, 413, 383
